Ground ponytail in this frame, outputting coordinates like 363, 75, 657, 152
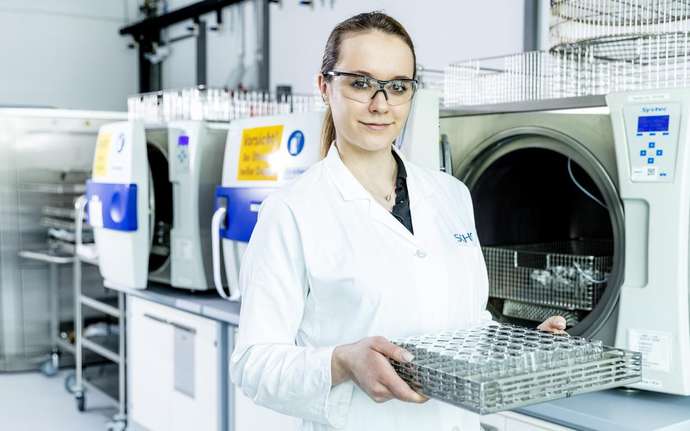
320, 107, 336, 158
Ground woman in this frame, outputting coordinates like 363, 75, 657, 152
230, 11, 566, 431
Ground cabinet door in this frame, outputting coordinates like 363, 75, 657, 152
129, 297, 174, 431
231, 329, 301, 431
502, 412, 574, 431
480, 413, 507, 431
169, 307, 221, 431
129, 297, 222, 431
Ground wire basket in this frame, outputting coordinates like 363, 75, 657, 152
443, 1, 690, 107
482, 240, 613, 311
551, 0, 690, 47
502, 300, 582, 326
390, 323, 641, 415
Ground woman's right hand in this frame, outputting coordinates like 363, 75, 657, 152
331, 336, 428, 404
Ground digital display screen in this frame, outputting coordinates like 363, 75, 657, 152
637, 115, 670, 132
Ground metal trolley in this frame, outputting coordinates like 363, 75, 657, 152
71, 195, 127, 431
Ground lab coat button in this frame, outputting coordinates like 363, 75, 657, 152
416, 249, 427, 258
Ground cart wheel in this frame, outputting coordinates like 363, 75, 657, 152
64, 371, 77, 394
75, 393, 85, 412
106, 419, 127, 431
39, 358, 58, 377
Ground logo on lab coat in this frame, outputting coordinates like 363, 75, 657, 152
287, 130, 305, 156
454, 232, 474, 244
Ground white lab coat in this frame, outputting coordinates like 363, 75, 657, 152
230, 144, 493, 431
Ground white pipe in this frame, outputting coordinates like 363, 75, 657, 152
211, 207, 241, 301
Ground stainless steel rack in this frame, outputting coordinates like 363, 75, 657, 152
390, 323, 641, 415
71, 196, 127, 431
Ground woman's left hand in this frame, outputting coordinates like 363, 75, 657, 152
537, 315, 568, 334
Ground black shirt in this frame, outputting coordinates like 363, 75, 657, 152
390, 151, 414, 234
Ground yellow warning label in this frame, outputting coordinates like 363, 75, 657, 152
92, 132, 111, 179
237, 125, 284, 181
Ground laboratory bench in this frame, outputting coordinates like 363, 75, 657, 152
109, 283, 690, 431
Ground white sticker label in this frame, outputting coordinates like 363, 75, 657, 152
175, 238, 193, 261
628, 93, 670, 102
628, 329, 672, 372
89, 197, 104, 228
639, 378, 663, 389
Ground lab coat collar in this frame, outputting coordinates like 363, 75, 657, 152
324, 142, 434, 246
324, 142, 432, 206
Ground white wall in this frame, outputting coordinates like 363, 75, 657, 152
0, 0, 138, 111
160, 1, 261, 89
158, 0, 261, 90
0, 0, 530, 108
270, 0, 527, 94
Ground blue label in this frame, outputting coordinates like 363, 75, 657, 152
86, 181, 138, 231
215, 186, 277, 242
287, 130, 305, 156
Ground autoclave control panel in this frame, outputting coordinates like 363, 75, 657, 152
623, 103, 681, 182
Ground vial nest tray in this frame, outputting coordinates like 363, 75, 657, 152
390, 323, 641, 415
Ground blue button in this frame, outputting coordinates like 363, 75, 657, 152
649, 142, 656, 148
650, 132, 657, 136
648, 157, 655, 164
636, 133, 643, 137
663, 132, 670, 136
661, 173, 668, 177
656, 149, 663, 156
640, 149, 647, 156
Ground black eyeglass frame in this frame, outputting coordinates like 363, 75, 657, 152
323, 70, 419, 103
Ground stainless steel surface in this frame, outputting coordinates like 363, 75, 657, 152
390, 323, 641, 415
0, 109, 123, 371
441, 95, 607, 117
441, 105, 624, 342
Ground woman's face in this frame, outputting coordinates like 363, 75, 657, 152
319, 30, 415, 153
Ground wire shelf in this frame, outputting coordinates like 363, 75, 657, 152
482, 240, 613, 311
391, 323, 641, 415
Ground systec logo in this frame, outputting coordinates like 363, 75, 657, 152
287, 130, 305, 156
641, 106, 668, 113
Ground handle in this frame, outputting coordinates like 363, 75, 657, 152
143, 313, 168, 325
211, 206, 241, 301
440, 134, 453, 175
74, 195, 89, 260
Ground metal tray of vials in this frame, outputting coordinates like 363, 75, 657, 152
390, 323, 641, 415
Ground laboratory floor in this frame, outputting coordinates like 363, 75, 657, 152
0, 370, 116, 431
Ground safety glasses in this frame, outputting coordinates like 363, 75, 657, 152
324, 70, 418, 106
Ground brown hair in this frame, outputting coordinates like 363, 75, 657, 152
319, 11, 417, 158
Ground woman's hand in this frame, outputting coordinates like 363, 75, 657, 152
331, 336, 428, 404
537, 315, 568, 334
